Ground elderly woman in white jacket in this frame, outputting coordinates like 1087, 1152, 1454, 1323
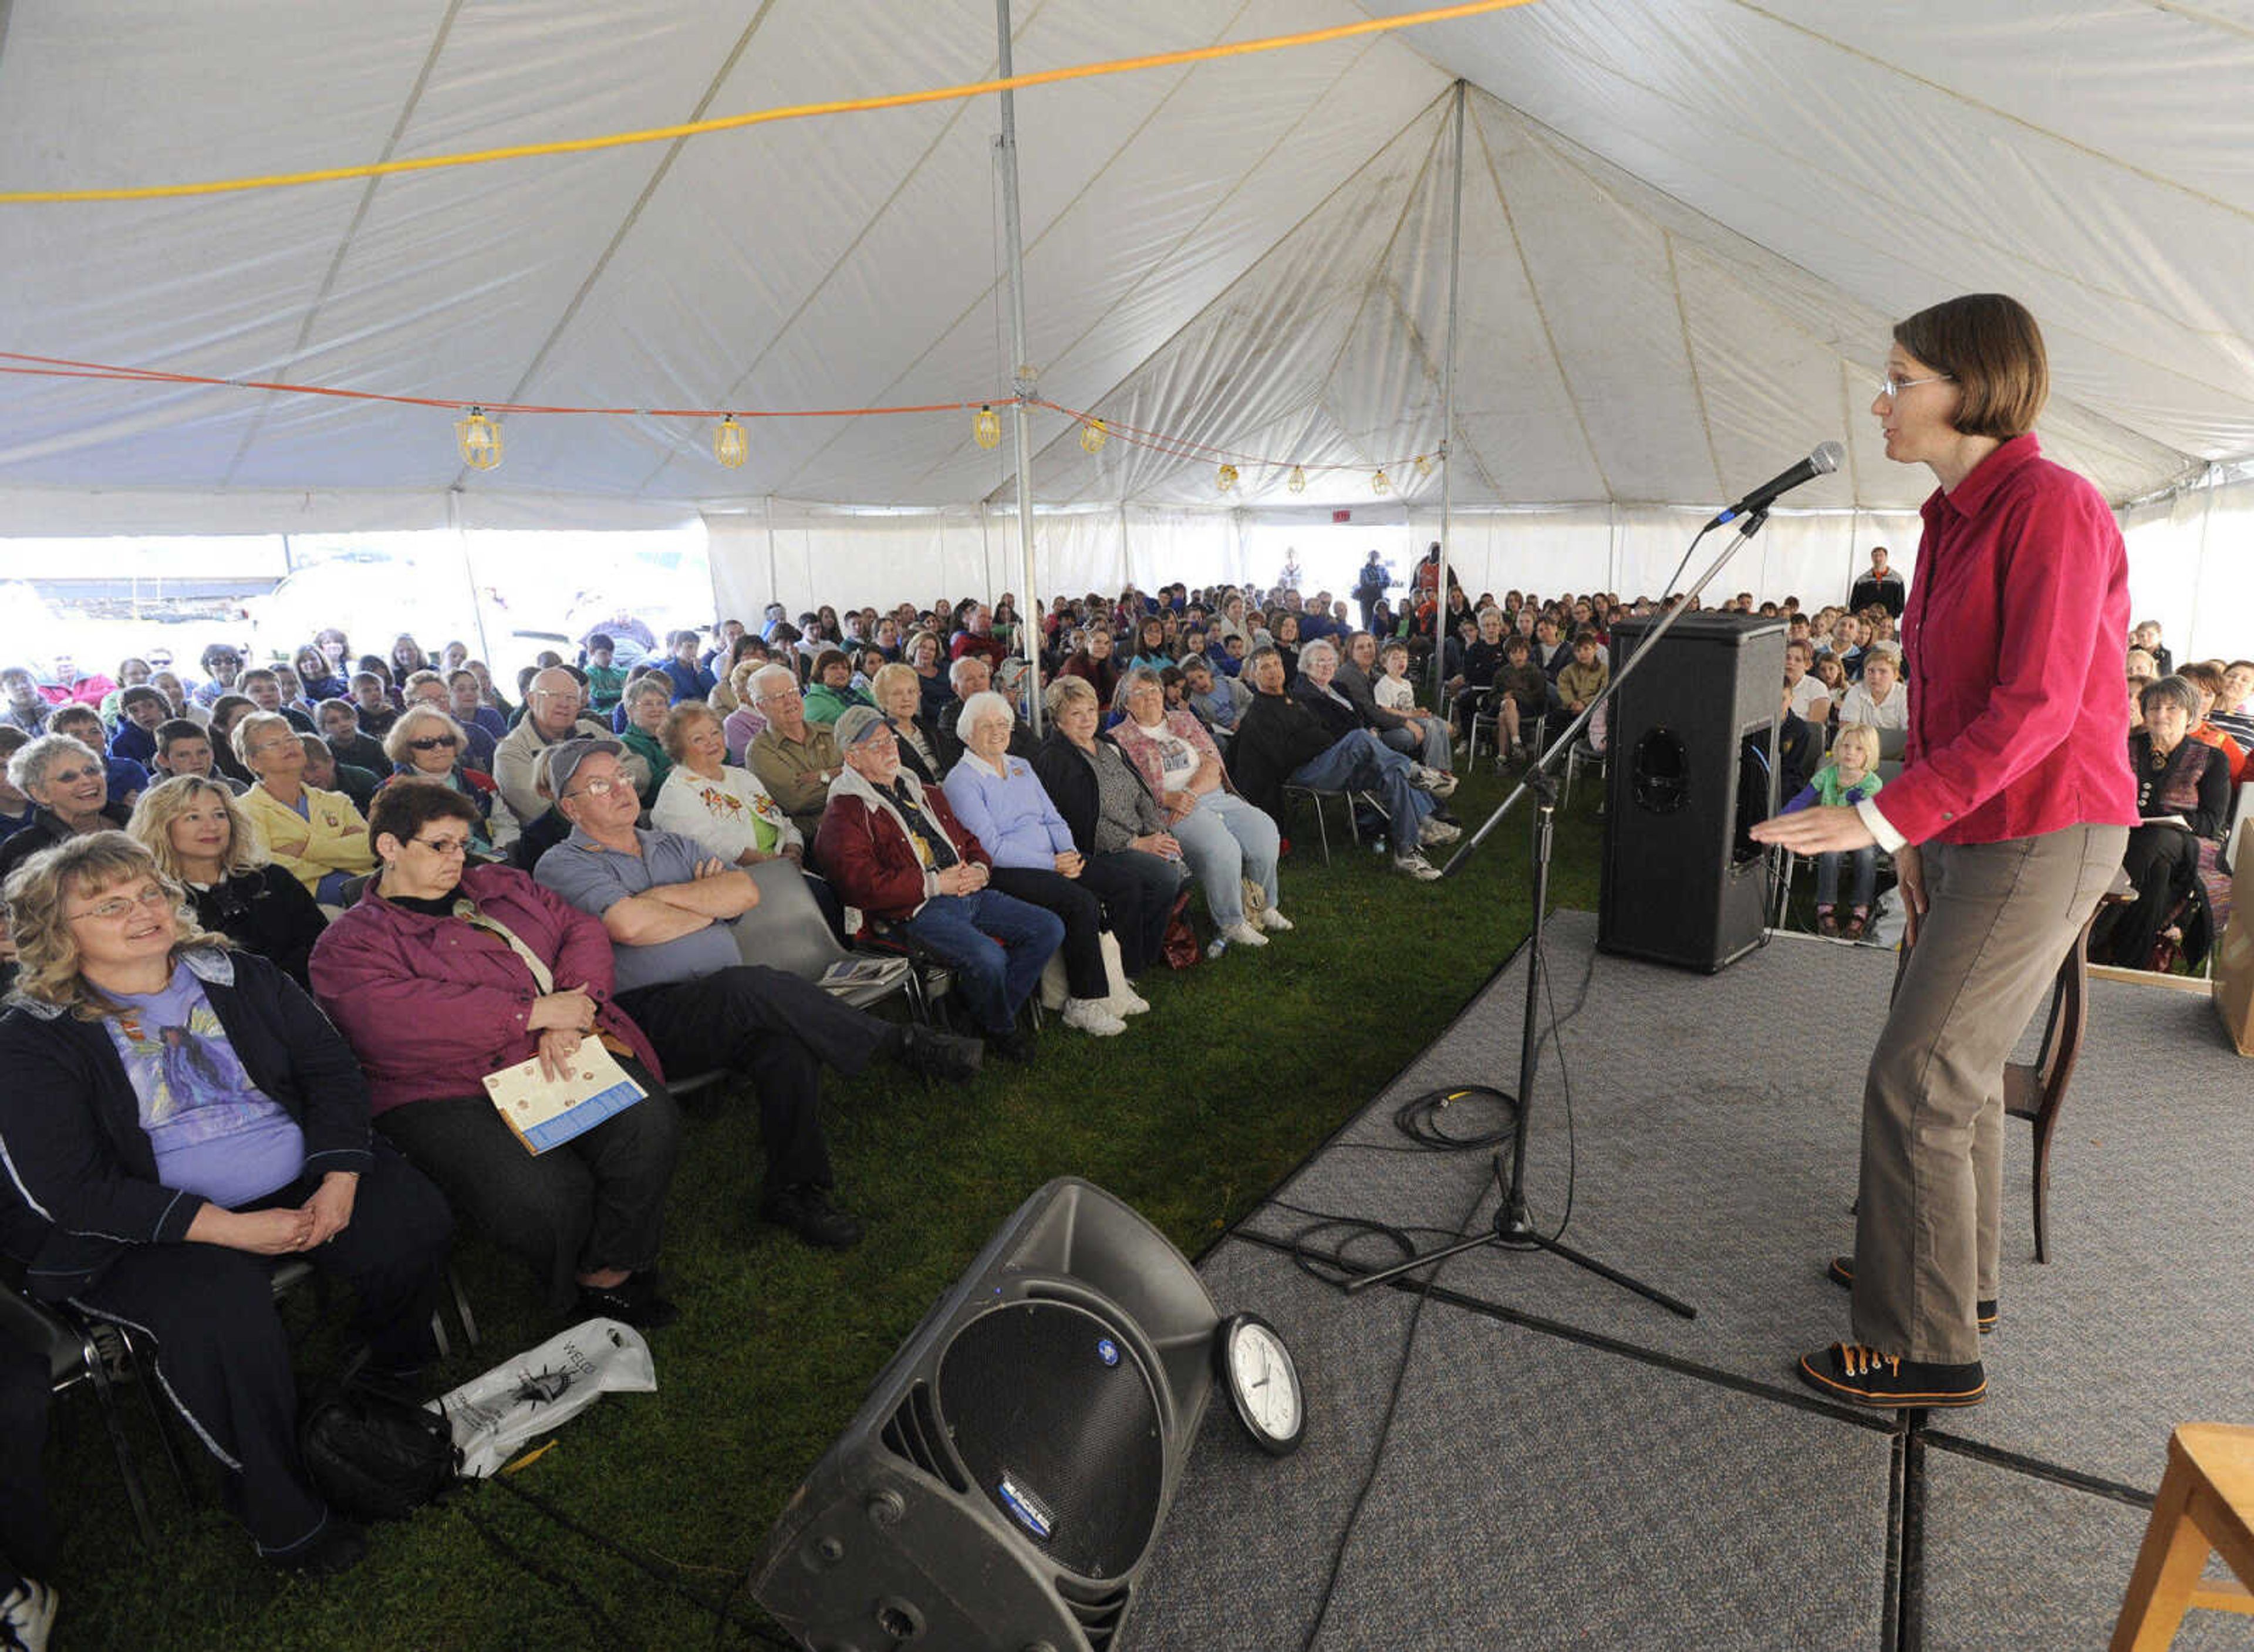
650, 702, 805, 864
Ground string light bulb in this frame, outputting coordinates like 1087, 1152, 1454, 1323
1079, 418, 1108, 455
454, 407, 502, 471
1371, 468, 1391, 495
1414, 453, 1434, 478
1217, 463, 1240, 494
973, 404, 1003, 450
1287, 465, 1307, 494
713, 415, 748, 469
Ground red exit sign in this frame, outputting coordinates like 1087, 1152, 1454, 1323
1332, 509, 1351, 523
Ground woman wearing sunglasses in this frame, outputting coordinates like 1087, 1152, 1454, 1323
377, 704, 509, 854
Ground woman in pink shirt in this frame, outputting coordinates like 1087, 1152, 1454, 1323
1754, 294, 2137, 1411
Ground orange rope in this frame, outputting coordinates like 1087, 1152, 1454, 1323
0, 0, 1537, 205
0, 352, 997, 419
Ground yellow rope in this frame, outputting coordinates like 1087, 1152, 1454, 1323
0, 0, 1535, 205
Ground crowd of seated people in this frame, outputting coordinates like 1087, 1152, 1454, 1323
0, 574, 2244, 1630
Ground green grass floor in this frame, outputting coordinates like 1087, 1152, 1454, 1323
47, 763, 1607, 1650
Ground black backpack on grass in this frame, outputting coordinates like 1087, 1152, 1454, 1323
300, 1376, 460, 1521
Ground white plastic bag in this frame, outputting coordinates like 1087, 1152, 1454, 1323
430, 1317, 656, 1478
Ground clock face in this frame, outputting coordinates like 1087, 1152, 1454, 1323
1221, 1315, 1303, 1452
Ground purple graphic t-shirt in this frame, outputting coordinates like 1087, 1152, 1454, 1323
104, 962, 305, 1208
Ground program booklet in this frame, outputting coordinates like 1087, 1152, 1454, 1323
482, 1042, 648, 1155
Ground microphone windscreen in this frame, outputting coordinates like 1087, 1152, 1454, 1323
1811, 441, 1846, 475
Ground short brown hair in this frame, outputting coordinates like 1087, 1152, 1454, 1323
1892, 293, 2047, 441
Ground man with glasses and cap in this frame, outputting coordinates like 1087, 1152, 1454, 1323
534, 738, 982, 1249
816, 707, 1062, 1063
493, 667, 636, 826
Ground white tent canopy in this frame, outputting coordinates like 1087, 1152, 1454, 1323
1, 2, 2250, 644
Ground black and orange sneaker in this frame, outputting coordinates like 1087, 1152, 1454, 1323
1827, 1255, 1995, 1332
1797, 1342, 1986, 1408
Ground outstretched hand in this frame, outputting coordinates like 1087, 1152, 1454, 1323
1749, 804, 1875, 856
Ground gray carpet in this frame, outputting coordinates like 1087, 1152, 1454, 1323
1128, 912, 2254, 1650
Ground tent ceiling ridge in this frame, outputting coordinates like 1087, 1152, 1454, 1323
1469, 94, 1613, 498
1014, 80, 1455, 491
1014, 24, 1403, 464
644, 0, 1028, 498
1486, 77, 2254, 431
220, 0, 469, 489
1662, 231, 1727, 503
1723, 0, 2254, 226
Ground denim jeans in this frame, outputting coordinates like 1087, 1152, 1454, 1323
1379, 716, 1452, 770
897, 886, 1065, 1034
1288, 730, 1433, 854
1169, 790, 1281, 925
1816, 846, 1877, 910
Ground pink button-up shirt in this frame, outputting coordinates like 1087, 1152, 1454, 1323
1874, 434, 2139, 847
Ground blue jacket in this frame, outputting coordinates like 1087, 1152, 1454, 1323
941, 753, 1075, 871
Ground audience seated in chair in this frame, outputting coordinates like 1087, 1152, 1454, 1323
2100, 675, 2233, 969
1, 832, 451, 1579
0, 736, 133, 886
130, 775, 328, 990
815, 705, 1061, 1060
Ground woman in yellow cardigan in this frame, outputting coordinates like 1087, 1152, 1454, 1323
233, 711, 374, 907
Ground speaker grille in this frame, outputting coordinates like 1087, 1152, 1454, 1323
879, 1381, 969, 1493
937, 1300, 1166, 1582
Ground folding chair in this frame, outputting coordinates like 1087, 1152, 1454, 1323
1281, 784, 1361, 866
2, 1283, 188, 1547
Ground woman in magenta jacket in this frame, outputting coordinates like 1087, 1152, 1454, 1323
309, 783, 681, 1329
1754, 294, 2137, 1411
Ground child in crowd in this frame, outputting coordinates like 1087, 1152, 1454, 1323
581, 633, 628, 714
1781, 721, 1885, 939
1556, 629, 1609, 716
1372, 639, 1420, 725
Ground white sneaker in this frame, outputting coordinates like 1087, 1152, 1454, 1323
1062, 997, 1128, 1036
2, 1579, 58, 1652
1408, 764, 1457, 798
1105, 986, 1152, 1016
1219, 921, 1270, 948
1419, 816, 1462, 846
1257, 906, 1294, 933
1392, 850, 1444, 881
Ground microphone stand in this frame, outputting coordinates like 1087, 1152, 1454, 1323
1344, 506, 1776, 1311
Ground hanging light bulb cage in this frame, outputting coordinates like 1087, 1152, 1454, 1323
1287, 465, 1307, 494
1217, 462, 1240, 494
455, 407, 502, 472
973, 404, 1004, 450
1371, 468, 1391, 495
714, 415, 748, 469
1079, 417, 1108, 455
1414, 453, 1434, 478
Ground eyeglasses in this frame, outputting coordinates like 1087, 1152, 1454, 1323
757, 689, 802, 705
68, 887, 173, 925
407, 735, 458, 751
410, 836, 471, 857
47, 765, 104, 786
566, 776, 628, 799
1876, 371, 1952, 399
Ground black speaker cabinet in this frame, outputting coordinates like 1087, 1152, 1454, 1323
1599, 612, 1784, 972
752, 1178, 1219, 1652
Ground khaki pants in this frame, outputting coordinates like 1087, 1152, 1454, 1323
1851, 823, 2128, 1365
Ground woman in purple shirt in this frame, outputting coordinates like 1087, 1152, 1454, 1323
0, 832, 451, 1577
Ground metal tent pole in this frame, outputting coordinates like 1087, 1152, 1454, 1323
1432, 80, 1467, 706
994, 0, 1045, 735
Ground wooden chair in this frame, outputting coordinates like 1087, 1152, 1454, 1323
2110, 1423, 2254, 1649
1891, 872, 2133, 1263
2005, 874, 2135, 1262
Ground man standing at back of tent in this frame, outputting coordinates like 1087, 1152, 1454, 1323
1850, 546, 1906, 619
1354, 550, 1392, 630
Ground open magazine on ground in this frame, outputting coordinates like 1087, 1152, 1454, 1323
819, 955, 910, 991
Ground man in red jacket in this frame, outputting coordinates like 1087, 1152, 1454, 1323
815, 706, 1061, 1061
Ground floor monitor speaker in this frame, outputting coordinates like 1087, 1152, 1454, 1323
1598, 612, 1785, 972
751, 1178, 1218, 1651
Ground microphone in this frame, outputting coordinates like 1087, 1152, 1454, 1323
1710, 441, 1845, 527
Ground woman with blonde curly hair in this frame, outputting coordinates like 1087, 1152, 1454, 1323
0, 832, 451, 1576
130, 775, 327, 988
